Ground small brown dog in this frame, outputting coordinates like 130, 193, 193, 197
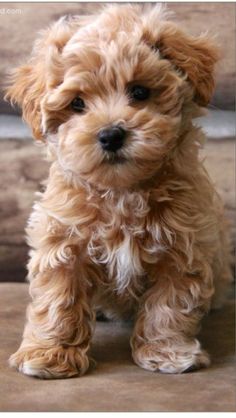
6, 4, 232, 378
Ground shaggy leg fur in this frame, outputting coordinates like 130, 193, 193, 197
9, 266, 93, 378
131, 269, 213, 373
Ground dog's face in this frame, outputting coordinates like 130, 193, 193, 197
6, 5, 218, 189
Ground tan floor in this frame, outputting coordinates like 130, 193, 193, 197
0, 283, 235, 412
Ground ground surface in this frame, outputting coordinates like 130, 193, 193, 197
0, 282, 235, 412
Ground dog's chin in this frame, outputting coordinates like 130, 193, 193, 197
60, 144, 162, 190
77, 156, 159, 191
104, 152, 127, 166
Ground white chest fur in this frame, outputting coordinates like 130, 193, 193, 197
87, 190, 165, 294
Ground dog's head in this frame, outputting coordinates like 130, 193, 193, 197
6, 4, 218, 189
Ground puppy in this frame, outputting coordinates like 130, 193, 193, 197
6, 4, 232, 378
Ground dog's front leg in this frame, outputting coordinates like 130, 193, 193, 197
131, 267, 214, 374
9, 251, 94, 379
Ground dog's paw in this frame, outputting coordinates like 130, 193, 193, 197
132, 339, 210, 374
9, 345, 89, 379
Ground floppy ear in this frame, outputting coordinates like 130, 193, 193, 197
5, 17, 78, 141
155, 23, 219, 106
5, 62, 46, 140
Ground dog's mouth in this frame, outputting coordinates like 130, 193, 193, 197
104, 152, 127, 165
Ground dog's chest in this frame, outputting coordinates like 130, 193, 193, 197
87, 191, 164, 292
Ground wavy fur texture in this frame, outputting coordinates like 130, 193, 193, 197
6, 4, 232, 378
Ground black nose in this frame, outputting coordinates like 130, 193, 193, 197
98, 126, 126, 152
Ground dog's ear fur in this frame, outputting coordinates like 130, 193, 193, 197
5, 17, 77, 140
6, 62, 46, 140
156, 23, 219, 106
141, 5, 219, 107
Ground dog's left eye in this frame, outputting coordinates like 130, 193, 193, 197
71, 97, 85, 112
128, 85, 150, 101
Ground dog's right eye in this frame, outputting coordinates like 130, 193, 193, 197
128, 85, 150, 101
71, 97, 85, 112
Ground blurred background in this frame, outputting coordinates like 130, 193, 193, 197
0, 2, 235, 282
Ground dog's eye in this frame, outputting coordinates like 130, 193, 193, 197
128, 85, 150, 101
71, 97, 85, 112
